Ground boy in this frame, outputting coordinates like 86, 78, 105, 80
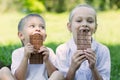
55, 4, 111, 80
11, 14, 64, 80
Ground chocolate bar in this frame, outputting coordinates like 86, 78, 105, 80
29, 33, 43, 64
77, 29, 92, 50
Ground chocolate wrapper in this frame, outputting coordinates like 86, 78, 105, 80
77, 29, 92, 50
29, 33, 43, 64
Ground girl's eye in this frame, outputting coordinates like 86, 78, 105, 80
76, 20, 82, 22
88, 20, 94, 23
87, 18, 94, 23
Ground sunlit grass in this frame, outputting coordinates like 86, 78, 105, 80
0, 11, 120, 45
95, 10, 120, 45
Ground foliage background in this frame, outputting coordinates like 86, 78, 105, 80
0, 0, 120, 80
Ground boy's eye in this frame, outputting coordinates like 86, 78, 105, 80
30, 25, 35, 28
41, 26, 45, 29
39, 25, 45, 29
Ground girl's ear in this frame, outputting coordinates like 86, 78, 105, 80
94, 23, 98, 33
67, 22, 72, 32
18, 32, 24, 41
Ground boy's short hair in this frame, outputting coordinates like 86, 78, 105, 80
18, 14, 45, 32
69, 4, 97, 22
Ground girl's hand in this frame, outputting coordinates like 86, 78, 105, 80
70, 50, 86, 72
84, 48, 96, 70
38, 46, 49, 62
24, 43, 34, 59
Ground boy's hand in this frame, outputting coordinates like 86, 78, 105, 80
24, 43, 34, 59
70, 50, 86, 72
84, 48, 96, 70
38, 46, 49, 62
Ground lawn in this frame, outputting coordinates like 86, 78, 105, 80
0, 10, 120, 80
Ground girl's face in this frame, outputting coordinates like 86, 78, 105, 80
68, 7, 97, 44
20, 16, 46, 45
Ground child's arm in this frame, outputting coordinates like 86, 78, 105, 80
39, 46, 57, 77
0, 67, 16, 80
15, 43, 34, 80
45, 58, 57, 77
85, 48, 103, 80
66, 50, 86, 80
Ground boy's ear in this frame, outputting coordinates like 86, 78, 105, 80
18, 32, 24, 40
43, 34, 47, 41
67, 22, 72, 32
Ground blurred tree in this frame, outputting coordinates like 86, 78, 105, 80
110, 0, 120, 9
18, 0, 46, 13
0, 0, 120, 13
45, 0, 66, 13
0, 0, 46, 13
55, 0, 66, 13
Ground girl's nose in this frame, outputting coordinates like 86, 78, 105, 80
81, 21, 88, 27
82, 24, 88, 27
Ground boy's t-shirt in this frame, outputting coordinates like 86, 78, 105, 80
11, 47, 56, 80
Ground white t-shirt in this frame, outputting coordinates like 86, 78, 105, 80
55, 38, 111, 80
11, 47, 56, 80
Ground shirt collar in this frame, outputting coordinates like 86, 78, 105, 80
67, 37, 97, 53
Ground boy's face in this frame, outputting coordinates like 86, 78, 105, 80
67, 7, 97, 44
19, 16, 46, 45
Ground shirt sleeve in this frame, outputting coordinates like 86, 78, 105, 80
11, 49, 24, 75
96, 45, 111, 80
47, 47, 56, 65
54, 44, 69, 77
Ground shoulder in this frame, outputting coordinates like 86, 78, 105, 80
12, 47, 24, 56
56, 43, 68, 52
95, 41, 109, 53
55, 42, 70, 58
46, 47, 56, 57
94, 41, 110, 59
46, 47, 54, 54
12, 47, 24, 53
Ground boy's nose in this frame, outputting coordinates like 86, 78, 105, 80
35, 26, 40, 32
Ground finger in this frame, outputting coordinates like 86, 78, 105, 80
26, 43, 32, 46
38, 47, 46, 53
78, 58, 86, 64
77, 55, 86, 62
42, 51, 49, 55
85, 52, 96, 63
73, 50, 84, 58
85, 49, 96, 57
73, 54, 86, 64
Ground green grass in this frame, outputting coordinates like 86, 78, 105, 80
0, 10, 120, 80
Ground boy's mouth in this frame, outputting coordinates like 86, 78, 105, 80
32, 32, 40, 34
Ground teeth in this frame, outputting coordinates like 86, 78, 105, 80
78, 29, 90, 33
